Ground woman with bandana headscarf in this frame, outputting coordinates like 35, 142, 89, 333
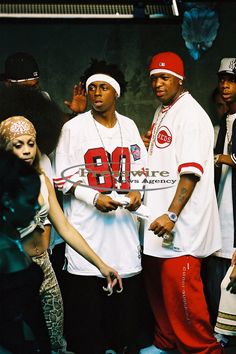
0, 116, 122, 354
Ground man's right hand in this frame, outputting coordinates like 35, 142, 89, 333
141, 130, 152, 150
95, 194, 123, 213
64, 81, 87, 114
226, 265, 236, 294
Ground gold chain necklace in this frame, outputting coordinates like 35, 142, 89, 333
226, 114, 233, 154
92, 111, 125, 188
149, 91, 188, 156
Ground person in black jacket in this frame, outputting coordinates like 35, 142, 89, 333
202, 58, 236, 348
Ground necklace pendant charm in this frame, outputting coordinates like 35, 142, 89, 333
116, 182, 121, 190
228, 141, 232, 154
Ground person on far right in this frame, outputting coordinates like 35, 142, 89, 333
209, 58, 236, 348
211, 87, 229, 147
141, 52, 224, 354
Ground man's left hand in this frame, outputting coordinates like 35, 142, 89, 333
125, 191, 141, 211
149, 214, 174, 237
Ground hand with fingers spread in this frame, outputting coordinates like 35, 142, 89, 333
94, 193, 123, 213
64, 82, 87, 113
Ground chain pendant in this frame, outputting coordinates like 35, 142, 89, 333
92, 112, 125, 187
228, 141, 232, 154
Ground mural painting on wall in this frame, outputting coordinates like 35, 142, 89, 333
181, 2, 220, 61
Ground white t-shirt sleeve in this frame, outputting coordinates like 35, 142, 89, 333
176, 109, 211, 178
129, 120, 148, 192
52, 121, 98, 205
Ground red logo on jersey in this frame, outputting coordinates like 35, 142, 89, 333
155, 126, 172, 149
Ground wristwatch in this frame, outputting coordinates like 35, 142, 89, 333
166, 211, 178, 223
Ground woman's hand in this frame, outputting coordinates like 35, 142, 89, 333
99, 263, 123, 296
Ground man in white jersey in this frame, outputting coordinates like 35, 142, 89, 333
53, 60, 149, 354
141, 52, 223, 354
202, 58, 236, 345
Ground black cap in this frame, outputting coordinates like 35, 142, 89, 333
0, 52, 40, 82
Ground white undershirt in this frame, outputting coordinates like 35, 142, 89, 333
216, 113, 236, 258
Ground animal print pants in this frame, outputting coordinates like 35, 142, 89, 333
32, 251, 67, 353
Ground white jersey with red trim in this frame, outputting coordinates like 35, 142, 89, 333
143, 92, 221, 258
52, 110, 147, 276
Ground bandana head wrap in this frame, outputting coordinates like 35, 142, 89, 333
0, 116, 36, 145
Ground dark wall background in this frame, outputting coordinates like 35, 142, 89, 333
0, 2, 235, 133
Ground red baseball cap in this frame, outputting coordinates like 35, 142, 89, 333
149, 52, 184, 80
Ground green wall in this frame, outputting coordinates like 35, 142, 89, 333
0, 2, 235, 133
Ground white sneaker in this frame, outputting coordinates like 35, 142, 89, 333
139, 345, 179, 354
52, 351, 76, 354
214, 332, 229, 347
139, 345, 164, 353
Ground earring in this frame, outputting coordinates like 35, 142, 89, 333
1, 207, 14, 222
9, 206, 15, 213
5, 200, 15, 213
4, 200, 15, 213
179, 80, 183, 85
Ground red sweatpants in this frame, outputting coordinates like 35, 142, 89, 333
143, 255, 224, 354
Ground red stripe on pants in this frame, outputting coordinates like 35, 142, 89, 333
143, 255, 224, 354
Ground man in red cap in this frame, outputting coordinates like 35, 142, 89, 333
140, 52, 224, 353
